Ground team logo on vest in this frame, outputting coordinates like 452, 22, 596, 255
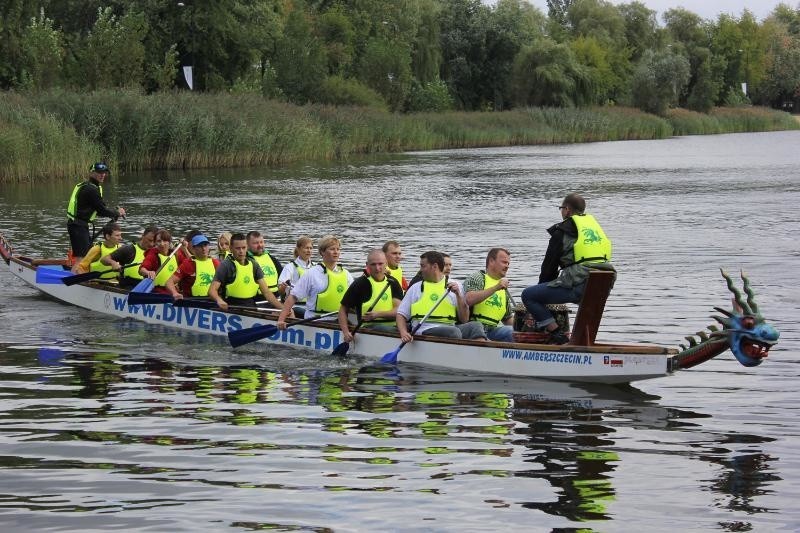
430, 294, 439, 302
336, 284, 345, 293
198, 272, 214, 286
263, 265, 276, 276
380, 292, 389, 301
243, 275, 251, 284
582, 228, 603, 244
486, 293, 503, 308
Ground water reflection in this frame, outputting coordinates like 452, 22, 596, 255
0, 348, 770, 525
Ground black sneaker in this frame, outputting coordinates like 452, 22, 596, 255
548, 331, 569, 345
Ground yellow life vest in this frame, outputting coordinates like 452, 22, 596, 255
386, 265, 404, 287
90, 242, 119, 279
362, 276, 394, 324
89, 242, 119, 279
191, 258, 217, 297
571, 213, 612, 265
313, 265, 350, 313
410, 279, 456, 324
470, 272, 508, 326
251, 253, 279, 293
154, 252, 178, 287
226, 258, 259, 299
123, 244, 146, 280
66, 181, 102, 222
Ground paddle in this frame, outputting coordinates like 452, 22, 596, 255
380, 288, 452, 365
331, 279, 392, 356
127, 291, 175, 305
60, 262, 142, 286
128, 242, 183, 296
172, 298, 273, 310
36, 266, 77, 284
228, 311, 338, 348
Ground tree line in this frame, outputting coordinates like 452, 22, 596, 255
2, 0, 800, 115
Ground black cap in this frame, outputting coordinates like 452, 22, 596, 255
91, 162, 110, 174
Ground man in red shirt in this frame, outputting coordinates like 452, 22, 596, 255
165, 234, 221, 299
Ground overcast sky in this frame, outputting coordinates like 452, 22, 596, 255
522, 1, 795, 22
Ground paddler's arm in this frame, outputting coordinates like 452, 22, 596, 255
449, 281, 470, 324
277, 294, 297, 330
208, 280, 227, 311
338, 304, 353, 342
165, 273, 183, 299
257, 278, 283, 310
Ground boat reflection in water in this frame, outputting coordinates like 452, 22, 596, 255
21, 347, 778, 527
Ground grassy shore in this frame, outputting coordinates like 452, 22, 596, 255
1, 89, 797, 181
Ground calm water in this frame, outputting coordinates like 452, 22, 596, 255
1, 131, 799, 531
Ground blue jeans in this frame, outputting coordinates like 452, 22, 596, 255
521, 282, 584, 329
486, 324, 514, 343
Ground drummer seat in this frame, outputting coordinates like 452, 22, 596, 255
570, 270, 615, 346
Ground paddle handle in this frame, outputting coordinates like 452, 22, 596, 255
147, 241, 183, 279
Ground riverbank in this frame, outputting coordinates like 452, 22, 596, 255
1, 89, 797, 182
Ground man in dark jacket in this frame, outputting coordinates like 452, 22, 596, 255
66, 162, 125, 265
521, 193, 615, 344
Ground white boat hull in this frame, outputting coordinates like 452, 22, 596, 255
3, 253, 675, 384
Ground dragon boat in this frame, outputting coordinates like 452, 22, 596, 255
0, 234, 779, 384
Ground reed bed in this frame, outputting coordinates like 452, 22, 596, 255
667, 107, 800, 136
0, 93, 101, 181
1, 89, 797, 182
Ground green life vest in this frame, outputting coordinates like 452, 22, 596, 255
313, 265, 350, 313
66, 181, 103, 222
225, 258, 259, 299
571, 213, 612, 265
250, 252, 279, 293
191, 258, 217, 297
362, 276, 395, 324
410, 279, 456, 324
470, 271, 507, 327
123, 244, 146, 280
90, 242, 119, 279
154, 252, 179, 287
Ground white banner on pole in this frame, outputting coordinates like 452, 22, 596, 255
183, 66, 194, 90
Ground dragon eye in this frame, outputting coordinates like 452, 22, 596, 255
741, 316, 756, 329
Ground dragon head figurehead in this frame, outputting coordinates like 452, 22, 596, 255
672, 270, 779, 370
714, 269, 779, 367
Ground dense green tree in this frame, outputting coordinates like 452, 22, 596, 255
318, 6, 356, 76
618, 1, 660, 61
273, 7, 326, 104
510, 38, 592, 107
357, 37, 413, 111
19, 9, 64, 90
439, 0, 492, 110
81, 8, 148, 89
630, 48, 690, 114
755, 19, 800, 107
411, 0, 442, 83
0, 0, 43, 88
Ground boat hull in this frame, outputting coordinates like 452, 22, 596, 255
2, 251, 673, 384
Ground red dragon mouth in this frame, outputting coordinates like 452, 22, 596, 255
742, 339, 771, 359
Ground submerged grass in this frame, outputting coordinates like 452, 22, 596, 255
1, 89, 797, 181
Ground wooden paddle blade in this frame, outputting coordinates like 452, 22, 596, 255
130, 277, 154, 294
330, 341, 350, 357
61, 271, 103, 286
35, 267, 71, 284
127, 292, 174, 305
228, 324, 279, 348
